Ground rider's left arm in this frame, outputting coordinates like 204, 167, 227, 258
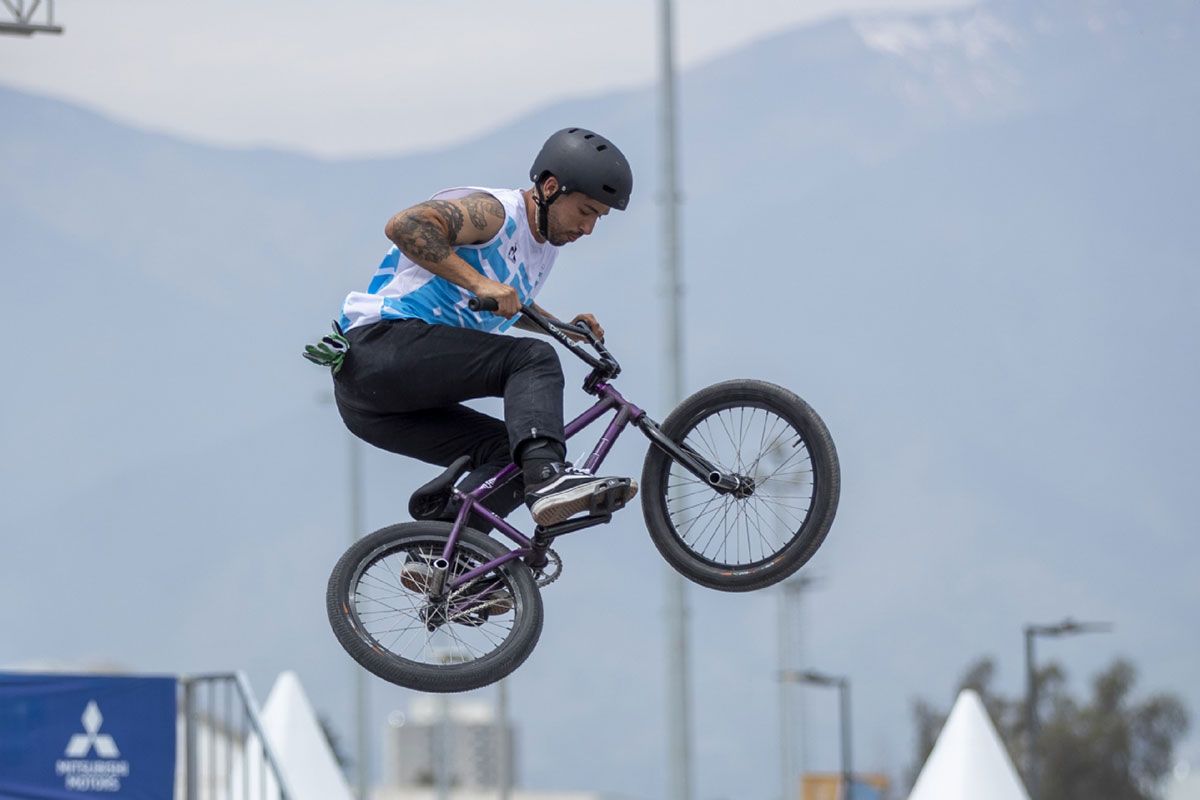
514, 303, 604, 342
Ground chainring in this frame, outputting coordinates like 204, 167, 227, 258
533, 548, 562, 587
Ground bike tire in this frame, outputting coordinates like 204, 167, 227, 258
327, 521, 543, 693
641, 379, 840, 592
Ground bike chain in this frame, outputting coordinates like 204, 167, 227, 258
534, 548, 563, 587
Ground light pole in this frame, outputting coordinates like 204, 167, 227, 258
1023, 618, 1112, 799
658, 1, 692, 799
319, 391, 369, 799
0, 0, 63, 35
348, 435, 368, 800
782, 669, 852, 800
777, 577, 817, 800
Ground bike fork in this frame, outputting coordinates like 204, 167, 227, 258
427, 558, 450, 597
636, 416, 742, 492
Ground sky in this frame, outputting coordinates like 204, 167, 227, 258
2, 0, 967, 158
7, 2, 1199, 798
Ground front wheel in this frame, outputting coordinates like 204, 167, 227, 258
327, 522, 543, 693
641, 379, 840, 592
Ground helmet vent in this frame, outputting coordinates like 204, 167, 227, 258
568, 128, 579, 133
595, 144, 608, 151
583, 133, 594, 139
601, 184, 616, 195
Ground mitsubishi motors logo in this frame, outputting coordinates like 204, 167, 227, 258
65, 701, 121, 758
56, 700, 130, 792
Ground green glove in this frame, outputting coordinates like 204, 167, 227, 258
302, 321, 350, 375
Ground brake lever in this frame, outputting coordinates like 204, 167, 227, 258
568, 320, 602, 344
541, 315, 599, 344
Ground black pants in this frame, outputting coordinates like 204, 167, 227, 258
333, 319, 566, 524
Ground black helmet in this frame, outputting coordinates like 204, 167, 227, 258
530, 127, 633, 212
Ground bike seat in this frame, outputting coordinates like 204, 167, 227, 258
409, 455, 473, 521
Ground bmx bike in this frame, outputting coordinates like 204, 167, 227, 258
327, 300, 840, 692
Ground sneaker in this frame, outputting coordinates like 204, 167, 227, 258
525, 464, 638, 527
463, 586, 514, 616
400, 561, 513, 616
399, 560, 434, 594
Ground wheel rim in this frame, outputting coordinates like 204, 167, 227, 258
349, 536, 520, 668
662, 401, 817, 570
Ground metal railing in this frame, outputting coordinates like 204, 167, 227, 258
178, 673, 294, 800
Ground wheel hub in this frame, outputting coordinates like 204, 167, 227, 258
732, 476, 756, 499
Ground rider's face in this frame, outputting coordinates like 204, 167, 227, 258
545, 191, 611, 247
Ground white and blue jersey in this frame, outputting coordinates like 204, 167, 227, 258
339, 186, 558, 333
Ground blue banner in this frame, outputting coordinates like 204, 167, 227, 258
0, 673, 176, 799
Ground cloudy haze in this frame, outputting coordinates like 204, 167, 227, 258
3, 1, 1199, 799
3, 0, 966, 157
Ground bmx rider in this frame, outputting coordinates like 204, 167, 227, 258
306, 127, 638, 529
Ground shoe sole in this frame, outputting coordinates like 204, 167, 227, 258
463, 594, 514, 616
400, 564, 432, 594
530, 479, 639, 527
401, 564, 513, 616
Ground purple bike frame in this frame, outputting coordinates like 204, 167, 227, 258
439, 381, 645, 590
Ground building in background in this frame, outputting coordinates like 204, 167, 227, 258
383, 697, 513, 790
374, 698, 616, 800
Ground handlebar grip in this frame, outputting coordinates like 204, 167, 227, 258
468, 297, 499, 312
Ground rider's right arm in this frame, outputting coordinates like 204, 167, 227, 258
384, 193, 519, 315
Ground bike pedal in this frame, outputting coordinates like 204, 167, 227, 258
589, 478, 631, 515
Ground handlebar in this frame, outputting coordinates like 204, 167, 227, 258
467, 297, 499, 312
467, 297, 620, 381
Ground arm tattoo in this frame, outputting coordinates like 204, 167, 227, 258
462, 192, 506, 231
421, 200, 465, 242
390, 209, 453, 263
388, 200, 464, 264
387, 194, 503, 264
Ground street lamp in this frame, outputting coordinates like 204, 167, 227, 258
782, 669, 852, 800
318, 391, 369, 800
777, 577, 818, 800
1024, 618, 1113, 798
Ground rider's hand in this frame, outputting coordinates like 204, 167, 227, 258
302, 321, 351, 375
474, 279, 521, 318
570, 313, 604, 342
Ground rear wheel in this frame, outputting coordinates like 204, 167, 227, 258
641, 379, 839, 592
327, 522, 543, 693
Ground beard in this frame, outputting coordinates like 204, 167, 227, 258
541, 206, 578, 246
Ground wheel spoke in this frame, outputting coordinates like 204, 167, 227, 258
660, 402, 818, 569
350, 536, 525, 669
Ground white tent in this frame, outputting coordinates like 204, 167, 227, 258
908, 689, 1030, 800
261, 671, 355, 800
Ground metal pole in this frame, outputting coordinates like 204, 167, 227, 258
437, 695, 451, 800
658, 1, 691, 800
349, 435, 369, 800
1024, 627, 1037, 800
232, 671, 298, 800
498, 678, 512, 800
777, 579, 813, 800
184, 680, 197, 800
839, 680, 852, 800
778, 589, 794, 800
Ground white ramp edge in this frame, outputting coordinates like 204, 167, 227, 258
908, 689, 1030, 800
262, 671, 355, 800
